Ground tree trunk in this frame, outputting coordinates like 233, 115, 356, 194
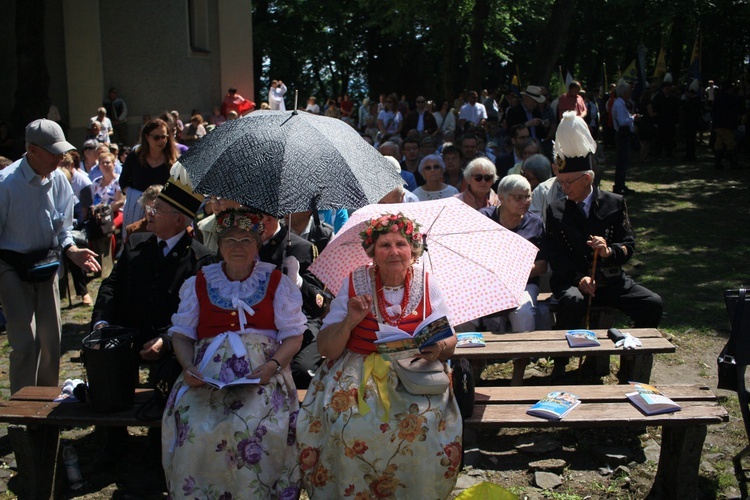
11, 0, 50, 140
467, 0, 491, 91
528, 0, 577, 85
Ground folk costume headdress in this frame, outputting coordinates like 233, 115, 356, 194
554, 111, 598, 173
360, 213, 422, 251
214, 208, 265, 235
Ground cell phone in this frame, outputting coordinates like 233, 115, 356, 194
607, 328, 626, 343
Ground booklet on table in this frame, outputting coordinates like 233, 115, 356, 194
626, 382, 681, 415
566, 329, 601, 347
456, 332, 486, 348
526, 391, 581, 420
374, 312, 454, 361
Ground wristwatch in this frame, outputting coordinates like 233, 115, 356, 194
269, 358, 282, 372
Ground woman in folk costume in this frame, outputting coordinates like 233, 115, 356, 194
296, 213, 462, 499
162, 208, 306, 499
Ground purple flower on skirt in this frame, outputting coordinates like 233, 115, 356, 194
224, 398, 245, 415
287, 410, 298, 446
216, 439, 228, 451
218, 492, 233, 500
271, 388, 284, 412
218, 354, 250, 383
237, 438, 264, 465
255, 425, 268, 438
175, 416, 191, 447
182, 476, 196, 495
213, 354, 222, 363
279, 486, 300, 500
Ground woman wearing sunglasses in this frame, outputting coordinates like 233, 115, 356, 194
454, 157, 499, 210
119, 118, 178, 240
412, 154, 459, 201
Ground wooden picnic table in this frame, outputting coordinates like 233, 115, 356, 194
453, 328, 676, 383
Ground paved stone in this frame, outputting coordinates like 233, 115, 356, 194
534, 471, 562, 489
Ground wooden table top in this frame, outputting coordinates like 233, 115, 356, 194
453, 328, 675, 359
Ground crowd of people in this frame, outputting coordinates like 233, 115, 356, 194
1, 72, 741, 497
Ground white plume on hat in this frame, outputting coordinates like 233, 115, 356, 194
170, 161, 192, 188
663, 72, 673, 84
554, 111, 597, 160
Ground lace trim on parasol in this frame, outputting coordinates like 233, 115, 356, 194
351, 264, 424, 319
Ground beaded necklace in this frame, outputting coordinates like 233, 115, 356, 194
374, 266, 412, 326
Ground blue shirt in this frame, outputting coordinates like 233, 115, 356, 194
400, 170, 418, 192
612, 97, 635, 132
0, 157, 75, 252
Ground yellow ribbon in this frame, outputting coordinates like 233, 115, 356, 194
358, 353, 392, 422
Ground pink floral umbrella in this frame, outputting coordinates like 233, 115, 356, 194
309, 197, 540, 326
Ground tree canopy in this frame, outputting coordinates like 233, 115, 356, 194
252, 0, 750, 103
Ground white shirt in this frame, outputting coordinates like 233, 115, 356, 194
458, 102, 488, 125
269, 84, 288, 111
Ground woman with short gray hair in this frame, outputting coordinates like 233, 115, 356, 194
478, 174, 548, 385
413, 154, 458, 201
454, 157, 499, 210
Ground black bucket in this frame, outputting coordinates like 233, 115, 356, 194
725, 288, 750, 364
82, 326, 137, 413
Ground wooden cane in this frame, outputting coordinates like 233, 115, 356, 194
584, 251, 599, 330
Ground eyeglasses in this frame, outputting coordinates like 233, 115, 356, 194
422, 164, 441, 171
145, 205, 179, 216
472, 174, 494, 182
558, 173, 588, 188
149, 134, 169, 141
222, 237, 255, 247
509, 193, 531, 202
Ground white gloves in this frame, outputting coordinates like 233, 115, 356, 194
615, 332, 642, 349
283, 256, 303, 288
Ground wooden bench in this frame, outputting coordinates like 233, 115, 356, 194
454, 328, 675, 383
467, 383, 728, 499
0, 387, 159, 499
0, 382, 722, 499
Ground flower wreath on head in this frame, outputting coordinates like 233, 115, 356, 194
214, 208, 265, 234
360, 212, 422, 249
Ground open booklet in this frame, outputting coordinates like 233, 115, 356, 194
187, 371, 261, 389
626, 382, 681, 415
374, 312, 453, 361
526, 391, 581, 420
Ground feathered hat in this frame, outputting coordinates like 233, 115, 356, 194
554, 111, 598, 173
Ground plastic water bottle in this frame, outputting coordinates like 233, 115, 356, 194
62, 444, 83, 490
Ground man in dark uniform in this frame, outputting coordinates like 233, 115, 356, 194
256, 211, 328, 389
92, 178, 215, 374
546, 113, 663, 379
90, 177, 214, 463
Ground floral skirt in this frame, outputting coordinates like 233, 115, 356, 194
162, 331, 301, 499
297, 351, 462, 499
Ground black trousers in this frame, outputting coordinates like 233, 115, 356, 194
554, 278, 664, 330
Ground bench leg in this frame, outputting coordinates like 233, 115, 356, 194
8, 424, 61, 499
650, 425, 707, 499
618, 353, 654, 384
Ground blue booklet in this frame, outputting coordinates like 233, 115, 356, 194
456, 332, 486, 348
566, 329, 600, 348
526, 391, 581, 420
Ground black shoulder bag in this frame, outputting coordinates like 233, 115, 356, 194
718, 288, 748, 391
